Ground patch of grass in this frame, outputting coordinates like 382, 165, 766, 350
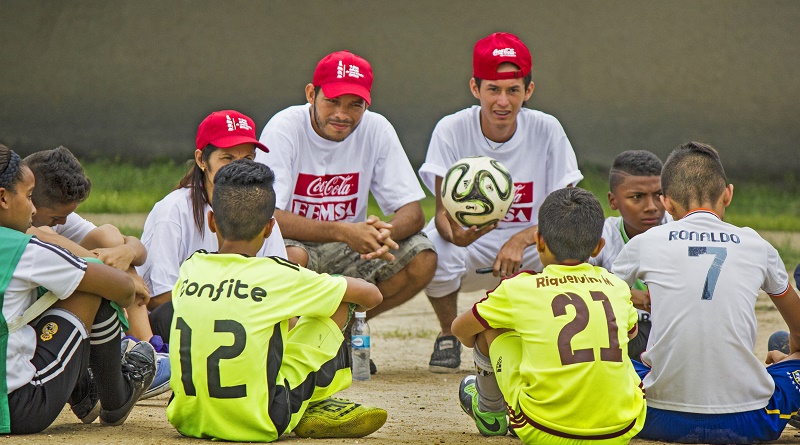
774, 242, 800, 272
79, 160, 800, 233
81, 160, 188, 213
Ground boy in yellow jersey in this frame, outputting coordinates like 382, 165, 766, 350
452, 187, 646, 443
166, 159, 386, 442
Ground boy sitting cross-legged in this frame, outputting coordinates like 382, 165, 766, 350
0, 144, 155, 433
166, 159, 387, 442
590, 150, 672, 360
452, 187, 646, 444
613, 142, 800, 443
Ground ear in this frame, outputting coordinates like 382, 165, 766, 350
262, 217, 277, 240
305, 83, 316, 104
0, 188, 9, 209
660, 195, 683, 220
721, 184, 734, 208
207, 210, 217, 233
590, 237, 606, 258
194, 149, 205, 171
470, 78, 480, 100
535, 229, 546, 254
608, 191, 618, 211
524, 81, 534, 101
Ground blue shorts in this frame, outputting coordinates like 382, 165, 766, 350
632, 359, 800, 444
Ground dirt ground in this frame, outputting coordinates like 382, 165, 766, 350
5, 283, 800, 445
11, 216, 798, 444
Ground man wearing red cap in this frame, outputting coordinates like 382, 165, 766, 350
256, 51, 437, 369
418, 32, 582, 379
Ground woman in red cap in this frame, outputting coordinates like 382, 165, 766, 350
137, 110, 287, 341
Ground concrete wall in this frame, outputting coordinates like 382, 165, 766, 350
1, 1, 798, 177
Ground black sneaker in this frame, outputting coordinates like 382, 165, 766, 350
99, 341, 156, 426
69, 369, 100, 424
789, 412, 800, 430
429, 335, 462, 373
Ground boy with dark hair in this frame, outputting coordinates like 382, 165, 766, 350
24, 145, 169, 399
0, 144, 155, 433
590, 150, 671, 359
167, 159, 387, 442
452, 187, 645, 443
613, 141, 800, 443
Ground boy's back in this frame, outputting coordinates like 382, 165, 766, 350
167, 251, 347, 441
614, 210, 786, 412
474, 262, 643, 435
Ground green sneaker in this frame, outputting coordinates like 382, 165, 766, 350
294, 397, 387, 438
459, 375, 508, 436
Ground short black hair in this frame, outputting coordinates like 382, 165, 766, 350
211, 160, 276, 242
609, 150, 663, 192
538, 187, 605, 262
24, 146, 91, 208
661, 141, 727, 210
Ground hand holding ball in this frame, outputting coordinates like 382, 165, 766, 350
441, 156, 514, 228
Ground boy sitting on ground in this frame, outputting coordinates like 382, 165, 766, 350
167, 159, 387, 442
452, 187, 646, 444
23, 146, 170, 399
589, 150, 672, 359
0, 144, 155, 433
613, 141, 800, 443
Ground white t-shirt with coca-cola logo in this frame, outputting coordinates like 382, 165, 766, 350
256, 105, 425, 222
419, 106, 582, 297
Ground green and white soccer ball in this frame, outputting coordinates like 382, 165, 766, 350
441, 156, 514, 228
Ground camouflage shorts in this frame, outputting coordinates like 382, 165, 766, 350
285, 232, 434, 284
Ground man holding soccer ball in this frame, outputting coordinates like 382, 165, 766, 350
419, 32, 583, 373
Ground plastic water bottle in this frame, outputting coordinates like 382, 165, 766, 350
351, 312, 371, 381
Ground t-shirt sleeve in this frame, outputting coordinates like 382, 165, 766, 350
612, 238, 641, 287
369, 123, 426, 215
54, 213, 97, 243
24, 239, 87, 300
257, 117, 298, 210
142, 216, 189, 297
473, 282, 515, 330
418, 118, 459, 194
763, 242, 790, 297
289, 268, 348, 318
545, 119, 583, 190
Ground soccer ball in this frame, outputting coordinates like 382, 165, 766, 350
441, 156, 514, 228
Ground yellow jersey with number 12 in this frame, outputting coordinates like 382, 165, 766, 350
166, 250, 346, 442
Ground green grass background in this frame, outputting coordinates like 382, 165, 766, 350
80, 161, 800, 268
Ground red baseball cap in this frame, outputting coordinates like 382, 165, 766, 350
195, 110, 268, 152
312, 50, 373, 105
473, 32, 532, 80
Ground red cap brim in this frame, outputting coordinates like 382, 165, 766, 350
320, 83, 371, 105
206, 135, 269, 152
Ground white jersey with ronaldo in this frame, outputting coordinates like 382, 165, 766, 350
613, 209, 790, 413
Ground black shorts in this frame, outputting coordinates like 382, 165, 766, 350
8, 308, 89, 434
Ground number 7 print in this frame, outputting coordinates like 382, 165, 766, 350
688, 246, 727, 300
